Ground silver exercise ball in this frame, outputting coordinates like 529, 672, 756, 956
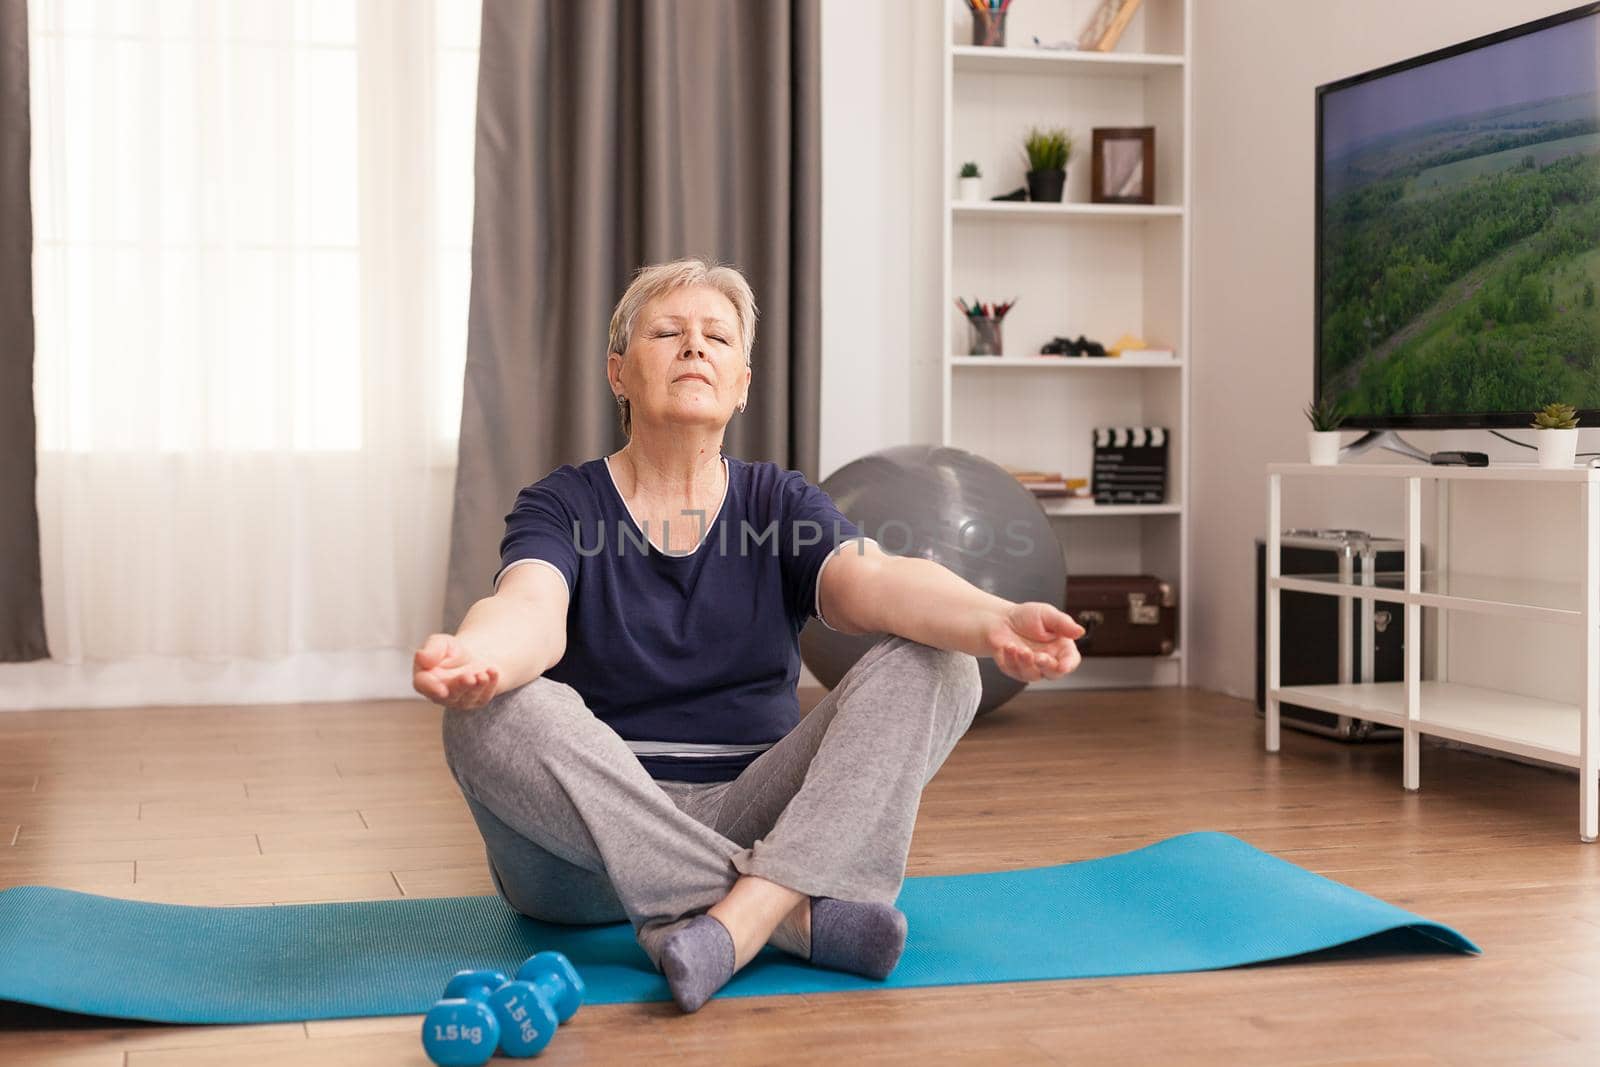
801, 444, 1067, 715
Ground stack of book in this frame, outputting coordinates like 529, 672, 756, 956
1004, 468, 1091, 499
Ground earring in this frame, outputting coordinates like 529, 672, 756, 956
737, 401, 746, 412
615, 394, 626, 405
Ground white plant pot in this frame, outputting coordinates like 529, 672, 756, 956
958, 176, 982, 202
1537, 428, 1579, 468
1307, 430, 1342, 466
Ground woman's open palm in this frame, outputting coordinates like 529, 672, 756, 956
412, 633, 500, 711
984, 602, 1085, 683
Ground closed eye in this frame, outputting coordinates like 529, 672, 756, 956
656, 330, 729, 344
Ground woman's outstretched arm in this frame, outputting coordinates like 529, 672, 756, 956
414, 563, 569, 709
818, 541, 1085, 683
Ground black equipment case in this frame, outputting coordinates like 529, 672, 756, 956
1254, 529, 1406, 742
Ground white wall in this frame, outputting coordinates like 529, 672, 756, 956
818, 0, 944, 480
1190, 0, 1591, 701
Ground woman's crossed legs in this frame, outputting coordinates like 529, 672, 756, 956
441, 635, 981, 1006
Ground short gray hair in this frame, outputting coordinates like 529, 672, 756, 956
608, 256, 759, 437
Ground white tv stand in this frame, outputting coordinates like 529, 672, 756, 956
1265, 461, 1600, 842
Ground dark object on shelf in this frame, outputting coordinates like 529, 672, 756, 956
1091, 426, 1167, 504
969, 318, 1003, 356
1091, 126, 1155, 205
1068, 575, 1177, 657
958, 296, 1014, 356
993, 187, 1028, 201
1429, 450, 1489, 466
970, 5, 1006, 47
1254, 530, 1405, 743
1040, 335, 1107, 357
1025, 168, 1066, 203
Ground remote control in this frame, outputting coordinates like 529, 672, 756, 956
1428, 450, 1489, 466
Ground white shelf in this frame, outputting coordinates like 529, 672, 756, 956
943, 0, 1192, 689
1273, 682, 1581, 768
1270, 571, 1584, 626
952, 200, 1184, 221
952, 45, 1184, 77
949, 355, 1182, 368
1040, 499, 1181, 517
1265, 461, 1600, 841
1268, 460, 1600, 483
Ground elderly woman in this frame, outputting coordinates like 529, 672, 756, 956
413, 257, 1084, 1013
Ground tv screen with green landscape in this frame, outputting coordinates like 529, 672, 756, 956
1316, 3, 1600, 429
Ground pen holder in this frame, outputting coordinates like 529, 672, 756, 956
968, 318, 1003, 356
971, 8, 1006, 47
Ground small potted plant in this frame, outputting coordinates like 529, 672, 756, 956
959, 161, 982, 202
1304, 396, 1346, 465
1532, 401, 1580, 467
1022, 126, 1072, 203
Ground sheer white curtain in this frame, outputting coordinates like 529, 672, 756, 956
3, 0, 480, 709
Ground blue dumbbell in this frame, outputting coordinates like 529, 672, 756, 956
486, 980, 560, 1057
422, 957, 586, 1063
441, 969, 508, 1001
421, 975, 502, 1067
514, 951, 586, 1024
487, 952, 585, 1058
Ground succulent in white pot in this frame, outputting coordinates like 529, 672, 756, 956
1304, 396, 1346, 465
959, 161, 982, 202
1531, 402, 1580, 468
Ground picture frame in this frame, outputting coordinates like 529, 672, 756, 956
1091, 127, 1155, 205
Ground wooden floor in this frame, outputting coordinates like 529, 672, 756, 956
2, 686, 1598, 1066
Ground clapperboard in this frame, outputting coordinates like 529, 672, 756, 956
1092, 427, 1168, 504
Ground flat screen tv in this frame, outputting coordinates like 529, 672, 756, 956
1315, 3, 1600, 433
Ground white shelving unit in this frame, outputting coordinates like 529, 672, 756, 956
1265, 462, 1600, 842
941, 0, 1192, 690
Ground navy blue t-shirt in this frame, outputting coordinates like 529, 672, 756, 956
494, 455, 871, 783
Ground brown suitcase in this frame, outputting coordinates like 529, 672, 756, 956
1067, 575, 1178, 656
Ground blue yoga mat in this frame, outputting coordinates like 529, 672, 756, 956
0, 831, 1477, 1024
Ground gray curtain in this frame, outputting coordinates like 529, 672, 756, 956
443, 0, 822, 631
1, 0, 47, 662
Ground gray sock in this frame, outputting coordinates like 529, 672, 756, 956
658, 914, 736, 1013
809, 897, 908, 980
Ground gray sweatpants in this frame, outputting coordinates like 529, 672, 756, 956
440, 634, 982, 971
